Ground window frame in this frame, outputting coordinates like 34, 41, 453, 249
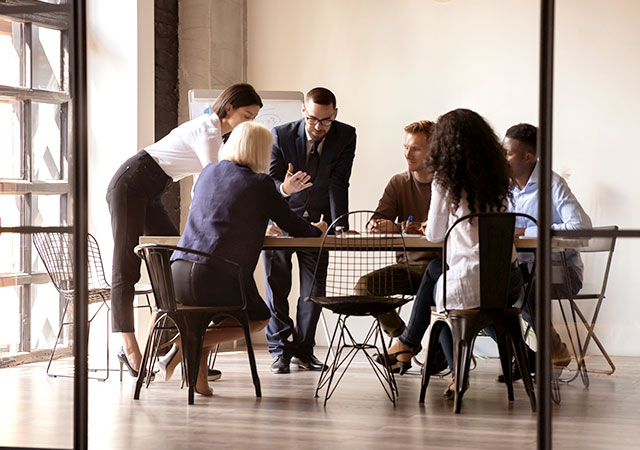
0, 8, 71, 355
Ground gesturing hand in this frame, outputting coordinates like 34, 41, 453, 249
282, 163, 312, 195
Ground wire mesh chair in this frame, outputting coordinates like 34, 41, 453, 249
32, 232, 152, 381
134, 244, 261, 405
308, 210, 414, 406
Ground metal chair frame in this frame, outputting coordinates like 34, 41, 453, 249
32, 232, 152, 381
308, 210, 414, 406
554, 225, 618, 384
134, 244, 261, 405
419, 212, 537, 413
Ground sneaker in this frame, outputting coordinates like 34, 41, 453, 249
208, 368, 222, 381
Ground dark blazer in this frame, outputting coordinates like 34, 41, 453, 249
172, 160, 322, 305
270, 118, 356, 226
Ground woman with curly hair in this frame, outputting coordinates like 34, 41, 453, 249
377, 108, 522, 398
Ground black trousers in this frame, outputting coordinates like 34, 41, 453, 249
106, 150, 178, 332
262, 249, 328, 358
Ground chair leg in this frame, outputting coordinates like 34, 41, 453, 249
496, 330, 514, 401
419, 320, 448, 403
175, 314, 211, 405
240, 313, 261, 398
451, 319, 477, 414
507, 320, 537, 412
315, 312, 342, 399
373, 319, 397, 406
47, 298, 71, 377
134, 313, 160, 400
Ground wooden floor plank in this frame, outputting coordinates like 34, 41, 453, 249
1, 349, 638, 449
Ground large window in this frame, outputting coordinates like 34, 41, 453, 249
0, 9, 70, 358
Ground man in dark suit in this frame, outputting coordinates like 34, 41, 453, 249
264, 87, 356, 374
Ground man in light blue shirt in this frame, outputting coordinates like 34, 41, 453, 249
495, 123, 592, 382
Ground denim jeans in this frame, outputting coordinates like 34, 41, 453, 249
400, 259, 524, 371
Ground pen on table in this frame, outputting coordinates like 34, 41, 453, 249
404, 215, 413, 232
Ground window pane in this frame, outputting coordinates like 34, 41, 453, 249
32, 25, 62, 91
30, 283, 62, 351
33, 194, 63, 226
0, 233, 21, 274
0, 286, 20, 354
0, 195, 22, 227
0, 19, 22, 87
0, 100, 23, 179
0, 195, 23, 274
32, 102, 62, 181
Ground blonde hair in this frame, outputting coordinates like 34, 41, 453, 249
219, 121, 273, 173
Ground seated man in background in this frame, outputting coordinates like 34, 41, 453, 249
497, 122, 593, 381
355, 120, 440, 338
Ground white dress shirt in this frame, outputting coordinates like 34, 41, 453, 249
510, 163, 592, 280
145, 113, 223, 181
425, 182, 517, 312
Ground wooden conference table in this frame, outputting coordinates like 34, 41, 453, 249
139, 234, 584, 250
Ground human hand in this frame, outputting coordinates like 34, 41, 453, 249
265, 224, 283, 236
514, 227, 526, 238
401, 220, 424, 235
312, 221, 328, 235
367, 218, 396, 234
281, 163, 312, 195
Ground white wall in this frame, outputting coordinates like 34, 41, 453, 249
247, 0, 640, 355
87, 0, 155, 348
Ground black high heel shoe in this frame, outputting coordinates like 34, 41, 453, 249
374, 350, 413, 375
117, 347, 139, 380
118, 347, 155, 382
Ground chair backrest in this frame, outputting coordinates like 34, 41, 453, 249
134, 244, 247, 313
32, 232, 110, 295
310, 210, 413, 300
574, 225, 618, 298
442, 212, 537, 312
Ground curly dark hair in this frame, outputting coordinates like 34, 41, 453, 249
427, 108, 512, 214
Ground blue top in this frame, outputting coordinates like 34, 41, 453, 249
172, 160, 322, 304
510, 163, 592, 280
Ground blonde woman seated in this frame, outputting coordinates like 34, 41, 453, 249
165, 121, 326, 395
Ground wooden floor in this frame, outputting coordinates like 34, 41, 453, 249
1, 348, 639, 449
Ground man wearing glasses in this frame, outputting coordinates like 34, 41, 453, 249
264, 87, 357, 374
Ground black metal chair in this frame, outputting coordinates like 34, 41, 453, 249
32, 232, 152, 381
308, 211, 414, 406
418, 212, 537, 413
134, 244, 261, 405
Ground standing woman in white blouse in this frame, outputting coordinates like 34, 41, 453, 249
378, 108, 522, 398
106, 83, 263, 377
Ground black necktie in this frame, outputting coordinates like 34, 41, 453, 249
306, 141, 320, 181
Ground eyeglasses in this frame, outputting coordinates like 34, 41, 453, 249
305, 112, 335, 127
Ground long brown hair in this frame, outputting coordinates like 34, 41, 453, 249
213, 83, 263, 118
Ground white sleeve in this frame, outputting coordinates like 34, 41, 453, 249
192, 130, 222, 168
425, 182, 450, 243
